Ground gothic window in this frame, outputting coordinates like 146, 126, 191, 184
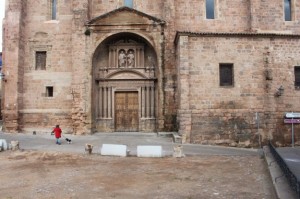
35, 51, 47, 70
124, 0, 133, 8
50, 0, 57, 20
206, 0, 215, 19
284, 0, 292, 21
219, 64, 234, 86
295, 66, 300, 88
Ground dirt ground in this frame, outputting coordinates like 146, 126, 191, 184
0, 150, 276, 199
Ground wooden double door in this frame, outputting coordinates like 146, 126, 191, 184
115, 92, 139, 132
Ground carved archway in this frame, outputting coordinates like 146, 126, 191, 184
92, 33, 158, 132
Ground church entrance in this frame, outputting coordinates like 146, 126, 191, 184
92, 33, 158, 132
115, 92, 139, 132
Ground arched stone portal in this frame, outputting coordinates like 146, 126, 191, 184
92, 33, 158, 132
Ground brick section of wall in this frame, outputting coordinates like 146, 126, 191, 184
176, 34, 300, 146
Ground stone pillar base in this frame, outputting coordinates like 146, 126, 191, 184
177, 109, 192, 143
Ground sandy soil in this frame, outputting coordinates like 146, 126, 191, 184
0, 150, 275, 199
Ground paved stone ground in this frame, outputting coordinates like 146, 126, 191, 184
0, 132, 259, 156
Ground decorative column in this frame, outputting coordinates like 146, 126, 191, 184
98, 87, 102, 118
141, 87, 146, 118
150, 86, 155, 118
146, 86, 150, 118
103, 87, 107, 118
108, 87, 112, 118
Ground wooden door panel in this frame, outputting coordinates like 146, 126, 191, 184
115, 92, 139, 132
115, 92, 126, 131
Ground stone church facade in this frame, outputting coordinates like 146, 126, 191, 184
2, 0, 300, 147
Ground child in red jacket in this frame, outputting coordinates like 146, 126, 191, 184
52, 125, 62, 145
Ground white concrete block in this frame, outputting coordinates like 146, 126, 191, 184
100, 144, 127, 157
0, 139, 8, 151
137, 145, 162, 158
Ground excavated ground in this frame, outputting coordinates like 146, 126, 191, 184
0, 150, 276, 199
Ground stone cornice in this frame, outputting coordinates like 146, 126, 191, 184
174, 31, 300, 44
86, 6, 165, 26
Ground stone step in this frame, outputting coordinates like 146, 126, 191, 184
172, 132, 182, 143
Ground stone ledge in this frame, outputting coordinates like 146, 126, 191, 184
157, 132, 173, 137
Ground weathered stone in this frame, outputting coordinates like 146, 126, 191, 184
2, 0, 300, 147
173, 145, 185, 158
11, 141, 20, 151
229, 142, 238, 147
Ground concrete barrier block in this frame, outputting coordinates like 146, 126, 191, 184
100, 144, 127, 157
0, 139, 8, 151
137, 145, 162, 158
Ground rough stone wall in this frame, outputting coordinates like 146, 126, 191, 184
71, 0, 92, 134
250, 0, 300, 34
178, 35, 300, 146
2, 0, 27, 132
20, 0, 74, 133
161, 0, 178, 131
175, 0, 251, 32
267, 37, 300, 145
91, 0, 164, 19
176, 35, 192, 143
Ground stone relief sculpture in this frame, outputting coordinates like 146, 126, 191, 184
118, 50, 126, 67
118, 49, 135, 68
147, 56, 155, 68
127, 50, 135, 67
108, 43, 147, 69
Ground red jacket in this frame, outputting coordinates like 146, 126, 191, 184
53, 127, 62, 138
